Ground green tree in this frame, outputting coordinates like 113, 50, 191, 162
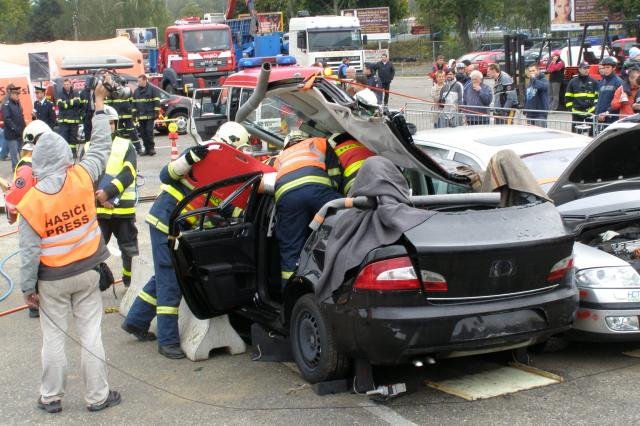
0, 0, 31, 42
26, 0, 64, 42
179, 1, 205, 18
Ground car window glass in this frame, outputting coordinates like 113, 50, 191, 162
521, 148, 581, 191
242, 92, 308, 141
452, 152, 481, 170
419, 145, 449, 159
568, 133, 640, 183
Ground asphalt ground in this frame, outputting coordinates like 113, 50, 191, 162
1, 80, 639, 424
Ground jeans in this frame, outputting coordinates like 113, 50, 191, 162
3, 138, 20, 170
38, 269, 110, 405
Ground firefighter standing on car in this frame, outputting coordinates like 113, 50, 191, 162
56, 78, 83, 158
122, 122, 249, 359
564, 61, 599, 135
328, 132, 376, 195
274, 131, 343, 287
132, 74, 160, 156
105, 80, 143, 154
92, 105, 139, 288
32, 85, 56, 130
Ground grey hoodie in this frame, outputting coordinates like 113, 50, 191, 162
19, 114, 112, 294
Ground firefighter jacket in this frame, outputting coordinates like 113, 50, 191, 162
133, 84, 160, 120
94, 136, 137, 219
56, 88, 83, 124
33, 98, 56, 129
145, 149, 243, 235
105, 95, 135, 120
274, 137, 342, 202
17, 167, 106, 279
334, 139, 376, 195
2, 97, 25, 140
565, 74, 599, 115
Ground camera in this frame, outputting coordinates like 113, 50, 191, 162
87, 69, 132, 99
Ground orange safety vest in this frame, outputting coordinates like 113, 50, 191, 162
275, 137, 328, 179
17, 167, 101, 268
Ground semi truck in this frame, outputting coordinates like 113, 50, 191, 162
286, 15, 367, 72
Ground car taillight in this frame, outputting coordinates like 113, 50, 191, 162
421, 270, 448, 292
547, 256, 573, 282
353, 257, 421, 291
249, 135, 261, 146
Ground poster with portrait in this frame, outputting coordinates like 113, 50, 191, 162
550, 0, 623, 32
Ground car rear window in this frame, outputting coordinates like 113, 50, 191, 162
522, 148, 581, 191
475, 131, 577, 146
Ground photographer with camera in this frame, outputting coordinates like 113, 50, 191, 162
133, 75, 160, 156
17, 77, 122, 413
487, 63, 517, 125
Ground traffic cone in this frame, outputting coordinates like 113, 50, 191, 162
168, 122, 179, 161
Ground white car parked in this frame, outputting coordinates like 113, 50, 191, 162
413, 121, 640, 340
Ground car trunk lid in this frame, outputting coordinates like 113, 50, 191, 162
403, 202, 575, 301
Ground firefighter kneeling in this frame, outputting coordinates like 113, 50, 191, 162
122, 121, 250, 359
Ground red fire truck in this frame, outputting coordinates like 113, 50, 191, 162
151, 17, 237, 94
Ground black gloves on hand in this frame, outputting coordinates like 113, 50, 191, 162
185, 145, 209, 165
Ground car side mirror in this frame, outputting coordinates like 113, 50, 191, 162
362, 34, 368, 45
297, 31, 307, 51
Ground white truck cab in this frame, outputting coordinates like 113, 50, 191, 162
287, 15, 367, 72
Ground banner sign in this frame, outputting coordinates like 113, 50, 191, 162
341, 7, 390, 41
116, 27, 159, 49
550, 0, 624, 32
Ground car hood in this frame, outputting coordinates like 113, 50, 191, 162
548, 116, 640, 207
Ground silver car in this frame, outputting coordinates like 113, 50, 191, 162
414, 119, 640, 340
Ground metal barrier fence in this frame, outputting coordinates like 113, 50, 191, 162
402, 101, 625, 137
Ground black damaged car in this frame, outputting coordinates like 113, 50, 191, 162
168, 64, 578, 384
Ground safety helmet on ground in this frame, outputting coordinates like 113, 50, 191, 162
104, 105, 119, 122
600, 56, 618, 66
283, 129, 309, 148
22, 120, 51, 143
214, 121, 250, 147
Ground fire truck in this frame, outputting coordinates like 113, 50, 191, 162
151, 17, 237, 94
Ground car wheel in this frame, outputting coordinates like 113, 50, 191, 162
170, 112, 189, 135
290, 294, 350, 383
165, 83, 177, 95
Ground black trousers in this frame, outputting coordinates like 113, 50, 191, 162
138, 119, 155, 152
98, 217, 139, 285
379, 81, 391, 105
57, 123, 78, 148
118, 118, 142, 151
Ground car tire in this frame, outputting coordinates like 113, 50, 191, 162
165, 83, 177, 95
170, 112, 189, 135
290, 294, 350, 383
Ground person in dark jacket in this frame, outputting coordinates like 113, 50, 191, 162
564, 61, 598, 134
463, 70, 492, 125
596, 57, 623, 127
364, 63, 382, 104
132, 74, 160, 156
524, 64, 550, 127
32, 85, 56, 130
1, 83, 26, 169
376, 53, 395, 106
80, 85, 94, 143
56, 78, 83, 157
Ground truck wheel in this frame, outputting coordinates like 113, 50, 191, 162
290, 294, 350, 383
170, 112, 189, 135
165, 83, 177, 95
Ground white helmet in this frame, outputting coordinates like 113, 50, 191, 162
104, 105, 119, 122
215, 121, 249, 147
21, 142, 35, 151
283, 129, 309, 148
22, 120, 51, 143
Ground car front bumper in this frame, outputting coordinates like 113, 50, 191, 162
325, 285, 578, 365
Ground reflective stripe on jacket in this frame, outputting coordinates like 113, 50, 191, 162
95, 136, 137, 217
274, 137, 341, 201
334, 140, 375, 194
564, 75, 599, 115
56, 89, 83, 123
17, 167, 102, 269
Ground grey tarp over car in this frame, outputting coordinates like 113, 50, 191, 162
315, 156, 435, 300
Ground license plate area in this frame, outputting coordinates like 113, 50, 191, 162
450, 309, 546, 342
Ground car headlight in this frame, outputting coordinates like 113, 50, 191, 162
576, 266, 640, 288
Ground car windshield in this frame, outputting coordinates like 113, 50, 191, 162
308, 29, 362, 51
521, 148, 582, 192
243, 93, 305, 140
183, 29, 230, 52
